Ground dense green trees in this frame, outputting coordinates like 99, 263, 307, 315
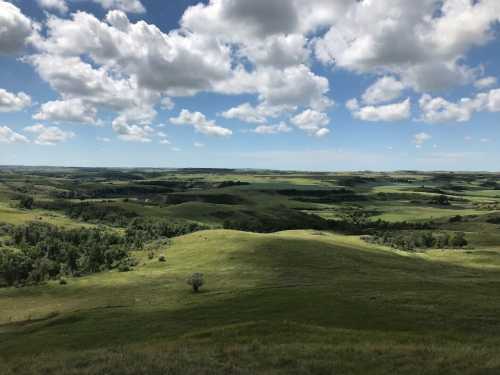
125, 218, 205, 249
365, 231, 468, 251
0, 222, 128, 286
0, 218, 205, 287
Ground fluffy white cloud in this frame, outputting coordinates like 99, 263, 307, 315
111, 123, 153, 142
255, 65, 331, 110
483, 89, 500, 112
0, 89, 31, 112
28, 6, 333, 138
315, 0, 500, 91
419, 88, 500, 123
193, 142, 205, 148
92, 0, 145, 13
24, 124, 75, 145
34, 11, 233, 96
181, 0, 347, 42
0, 1, 33, 55
160, 97, 175, 111
0, 126, 29, 144
170, 109, 232, 137
34, 99, 97, 124
413, 132, 431, 147
29, 54, 159, 111
419, 94, 478, 123
474, 76, 497, 90
37, 0, 68, 14
240, 34, 310, 69
221, 102, 291, 124
253, 122, 291, 135
347, 98, 411, 122
362, 76, 405, 105
291, 109, 330, 137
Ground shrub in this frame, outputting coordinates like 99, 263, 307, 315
158, 255, 166, 262
187, 273, 204, 292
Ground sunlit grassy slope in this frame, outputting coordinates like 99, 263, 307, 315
2, 229, 500, 374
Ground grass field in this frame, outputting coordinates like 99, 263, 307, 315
2, 229, 500, 374
1, 168, 499, 373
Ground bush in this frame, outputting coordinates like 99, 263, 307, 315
158, 255, 166, 262
187, 273, 204, 292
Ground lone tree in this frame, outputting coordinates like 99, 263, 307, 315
187, 273, 204, 292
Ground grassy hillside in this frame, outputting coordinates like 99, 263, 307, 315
2, 229, 500, 374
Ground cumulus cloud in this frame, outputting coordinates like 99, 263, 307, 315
347, 98, 411, 122
170, 109, 232, 137
92, 0, 145, 13
112, 123, 153, 142
413, 132, 432, 148
474, 76, 497, 90
0, 126, 29, 144
253, 65, 331, 110
0, 89, 31, 112
240, 34, 310, 69
33, 10, 232, 96
362, 76, 405, 105
221, 102, 291, 124
37, 0, 68, 14
180, 0, 347, 42
0, 1, 33, 55
161, 97, 175, 111
419, 88, 500, 123
34, 99, 97, 124
315, 0, 500, 92
21, 0, 500, 143
29, 7, 332, 138
291, 109, 330, 137
24, 124, 75, 145
253, 122, 291, 135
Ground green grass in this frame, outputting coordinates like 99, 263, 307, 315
0, 202, 96, 228
2, 229, 500, 374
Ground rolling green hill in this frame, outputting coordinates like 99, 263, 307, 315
2, 229, 500, 374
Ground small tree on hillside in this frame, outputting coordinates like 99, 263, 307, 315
187, 273, 204, 292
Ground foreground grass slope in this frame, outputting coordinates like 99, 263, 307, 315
2, 229, 500, 374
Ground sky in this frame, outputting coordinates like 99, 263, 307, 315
0, 0, 499, 171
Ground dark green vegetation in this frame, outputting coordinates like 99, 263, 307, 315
1, 167, 500, 374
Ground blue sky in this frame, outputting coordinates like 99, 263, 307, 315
0, 0, 499, 171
